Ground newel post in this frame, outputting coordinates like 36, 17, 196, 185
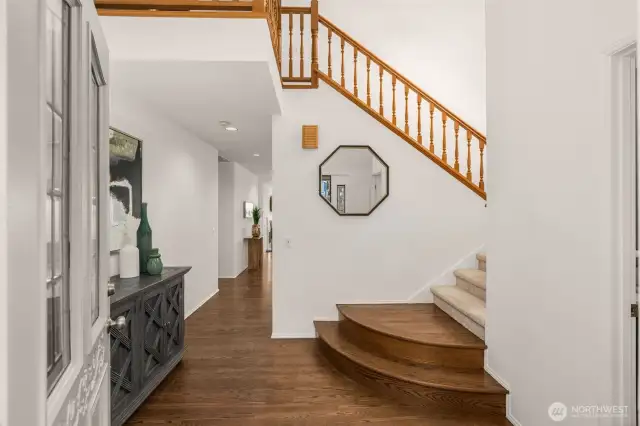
253, 0, 266, 13
311, 0, 319, 88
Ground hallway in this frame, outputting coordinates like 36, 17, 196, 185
126, 255, 506, 425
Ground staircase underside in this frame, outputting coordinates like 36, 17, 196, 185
314, 304, 507, 421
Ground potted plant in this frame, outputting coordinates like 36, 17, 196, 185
251, 206, 262, 238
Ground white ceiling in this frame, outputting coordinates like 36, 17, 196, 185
102, 17, 282, 175
111, 60, 278, 174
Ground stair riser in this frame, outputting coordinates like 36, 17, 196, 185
338, 316, 485, 369
456, 276, 486, 301
478, 259, 486, 272
318, 339, 506, 416
434, 297, 485, 340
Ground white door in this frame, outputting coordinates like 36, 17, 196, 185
4, 0, 111, 425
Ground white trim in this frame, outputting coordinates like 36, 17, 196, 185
186, 289, 219, 319
271, 332, 316, 339
219, 267, 248, 280
484, 364, 521, 426
612, 41, 638, 426
0, 0, 8, 423
408, 245, 485, 302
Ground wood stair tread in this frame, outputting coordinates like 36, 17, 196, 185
431, 286, 486, 326
454, 269, 486, 290
337, 304, 485, 349
315, 321, 507, 395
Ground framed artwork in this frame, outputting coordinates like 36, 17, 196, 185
109, 128, 143, 252
337, 185, 346, 214
321, 175, 332, 202
243, 201, 254, 218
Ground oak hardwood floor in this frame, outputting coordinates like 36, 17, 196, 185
126, 254, 509, 425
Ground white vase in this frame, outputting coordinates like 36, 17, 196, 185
119, 243, 140, 279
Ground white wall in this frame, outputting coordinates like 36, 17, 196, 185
218, 162, 235, 278
110, 92, 219, 317
218, 162, 259, 278
272, 85, 486, 338
485, 0, 635, 424
284, 0, 486, 134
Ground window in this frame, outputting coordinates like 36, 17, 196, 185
89, 50, 102, 325
46, 0, 71, 393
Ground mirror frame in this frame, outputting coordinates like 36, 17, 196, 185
318, 145, 390, 216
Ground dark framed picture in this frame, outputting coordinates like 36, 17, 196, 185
109, 127, 143, 252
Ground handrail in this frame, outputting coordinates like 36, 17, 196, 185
96, 0, 254, 11
319, 16, 486, 143
281, 6, 310, 14
280, 9, 487, 198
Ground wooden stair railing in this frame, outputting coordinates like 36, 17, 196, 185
280, 8, 487, 199
280, 5, 317, 88
96, 0, 283, 75
94, 0, 486, 198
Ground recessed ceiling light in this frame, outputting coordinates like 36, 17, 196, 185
225, 126, 238, 132
253, 153, 260, 157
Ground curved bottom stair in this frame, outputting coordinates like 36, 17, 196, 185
314, 304, 508, 420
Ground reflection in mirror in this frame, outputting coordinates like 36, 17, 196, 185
319, 146, 389, 216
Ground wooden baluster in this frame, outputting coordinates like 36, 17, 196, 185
288, 13, 293, 77
479, 139, 485, 190
327, 29, 333, 78
392, 75, 397, 126
441, 112, 448, 162
454, 122, 460, 172
379, 66, 384, 116
353, 48, 358, 97
277, 6, 282, 71
466, 130, 472, 180
417, 95, 422, 144
366, 57, 371, 107
429, 102, 435, 153
340, 37, 345, 88
311, 0, 318, 87
404, 85, 409, 134
299, 13, 304, 78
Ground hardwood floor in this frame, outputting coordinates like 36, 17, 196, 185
126, 254, 510, 425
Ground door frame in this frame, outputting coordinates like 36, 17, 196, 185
4, 0, 110, 424
613, 41, 638, 425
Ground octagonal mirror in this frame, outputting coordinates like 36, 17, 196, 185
319, 145, 389, 216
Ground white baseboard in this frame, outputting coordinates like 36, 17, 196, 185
409, 244, 485, 302
186, 289, 219, 319
484, 364, 521, 426
271, 331, 316, 339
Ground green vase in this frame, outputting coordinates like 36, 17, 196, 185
146, 248, 163, 276
137, 203, 152, 274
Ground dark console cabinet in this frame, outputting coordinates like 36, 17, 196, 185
109, 267, 191, 426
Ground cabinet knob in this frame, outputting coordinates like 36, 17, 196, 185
107, 316, 126, 330
107, 282, 116, 297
